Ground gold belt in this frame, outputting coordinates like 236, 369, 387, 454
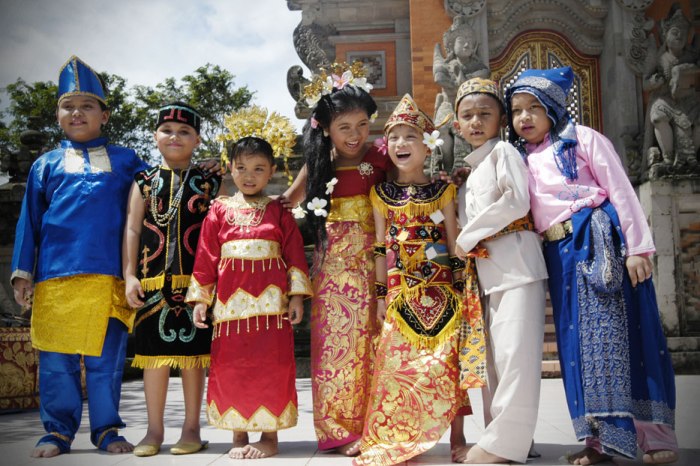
543, 219, 573, 242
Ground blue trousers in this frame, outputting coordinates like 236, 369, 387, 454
37, 318, 128, 452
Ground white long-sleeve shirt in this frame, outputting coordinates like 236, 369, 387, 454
457, 138, 548, 295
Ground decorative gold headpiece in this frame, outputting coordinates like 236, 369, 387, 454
219, 106, 297, 183
302, 61, 373, 108
455, 77, 502, 110
384, 94, 435, 135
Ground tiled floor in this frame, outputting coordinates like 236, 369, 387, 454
1, 377, 699, 465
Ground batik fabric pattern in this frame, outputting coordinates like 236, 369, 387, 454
544, 200, 675, 459
187, 194, 312, 432
132, 166, 220, 369
311, 146, 392, 450
355, 180, 471, 466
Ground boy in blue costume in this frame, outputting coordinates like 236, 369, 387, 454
10, 55, 149, 458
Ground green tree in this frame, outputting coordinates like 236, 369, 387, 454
0, 64, 254, 164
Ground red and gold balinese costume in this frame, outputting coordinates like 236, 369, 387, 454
311, 145, 392, 450
186, 193, 312, 432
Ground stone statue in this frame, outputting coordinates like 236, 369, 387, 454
433, 14, 489, 173
642, 3, 700, 178
286, 15, 336, 119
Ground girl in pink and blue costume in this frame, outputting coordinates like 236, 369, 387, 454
505, 67, 677, 465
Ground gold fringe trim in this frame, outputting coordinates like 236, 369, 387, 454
386, 286, 462, 349
140, 274, 191, 292
370, 183, 456, 219
131, 354, 210, 369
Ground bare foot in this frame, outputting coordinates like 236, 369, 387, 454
229, 432, 250, 459
643, 450, 678, 464
245, 433, 278, 459
337, 439, 361, 456
451, 444, 470, 463
464, 445, 508, 464
30, 444, 61, 458
566, 447, 613, 465
106, 440, 134, 453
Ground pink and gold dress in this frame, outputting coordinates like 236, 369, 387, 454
311, 146, 392, 450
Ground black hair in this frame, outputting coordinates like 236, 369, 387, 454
302, 85, 377, 261
228, 136, 275, 165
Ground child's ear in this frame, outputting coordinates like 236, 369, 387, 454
270, 164, 277, 175
453, 120, 461, 132
101, 110, 110, 126
499, 113, 507, 128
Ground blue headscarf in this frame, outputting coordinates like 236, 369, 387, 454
505, 66, 579, 180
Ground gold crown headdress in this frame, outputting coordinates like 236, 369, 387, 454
302, 61, 374, 108
384, 94, 435, 135
219, 106, 297, 184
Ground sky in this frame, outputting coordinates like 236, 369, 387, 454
0, 0, 305, 129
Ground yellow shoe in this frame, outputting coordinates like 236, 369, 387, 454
133, 444, 160, 457
170, 440, 208, 455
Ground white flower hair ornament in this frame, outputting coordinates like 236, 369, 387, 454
369, 111, 379, 123
292, 204, 307, 219
303, 62, 373, 108
423, 130, 445, 150
307, 197, 329, 217
325, 177, 338, 195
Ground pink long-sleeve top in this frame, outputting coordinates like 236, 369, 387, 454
524, 125, 655, 256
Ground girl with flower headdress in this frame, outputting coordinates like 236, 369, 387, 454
354, 94, 472, 466
186, 107, 312, 459
281, 62, 395, 456
506, 67, 677, 465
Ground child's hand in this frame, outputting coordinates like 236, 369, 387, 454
197, 158, 224, 175
450, 167, 471, 187
276, 194, 294, 212
288, 295, 304, 325
12, 277, 33, 308
626, 255, 653, 287
377, 299, 387, 323
124, 275, 145, 309
193, 303, 209, 328
455, 244, 467, 260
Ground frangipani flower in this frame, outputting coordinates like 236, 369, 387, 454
369, 111, 379, 123
351, 76, 374, 94
332, 71, 353, 89
374, 137, 388, 156
292, 204, 307, 219
307, 197, 328, 217
423, 130, 444, 150
325, 177, 338, 195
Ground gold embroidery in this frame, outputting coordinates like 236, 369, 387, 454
208, 400, 298, 431
212, 285, 287, 323
221, 239, 281, 261
140, 245, 151, 276
87, 146, 112, 173
185, 276, 215, 306
131, 354, 210, 370
64, 148, 84, 173
287, 267, 313, 295
327, 194, 374, 229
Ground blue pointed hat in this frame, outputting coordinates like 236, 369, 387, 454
57, 55, 106, 105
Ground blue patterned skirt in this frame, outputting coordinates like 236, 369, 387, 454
543, 200, 675, 458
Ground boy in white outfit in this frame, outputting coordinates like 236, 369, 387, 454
453, 78, 548, 464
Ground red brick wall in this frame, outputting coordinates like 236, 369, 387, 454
409, 0, 451, 116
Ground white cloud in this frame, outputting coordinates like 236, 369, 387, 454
0, 0, 305, 129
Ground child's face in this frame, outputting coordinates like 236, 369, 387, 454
56, 95, 109, 143
154, 122, 200, 168
386, 125, 428, 174
329, 109, 370, 162
510, 92, 552, 145
230, 152, 276, 198
453, 93, 505, 149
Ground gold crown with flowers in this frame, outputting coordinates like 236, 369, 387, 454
384, 94, 435, 135
302, 61, 373, 108
218, 106, 297, 184
455, 77, 502, 110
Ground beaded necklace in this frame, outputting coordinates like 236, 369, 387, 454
224, 192, 270, 232
150, 164, 192, 227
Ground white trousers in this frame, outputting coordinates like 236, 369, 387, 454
477, 280, 546, 463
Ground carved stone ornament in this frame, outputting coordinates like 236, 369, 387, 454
444, 0, 485, 18
615, 0, 654, 12
625, 13, 654, 75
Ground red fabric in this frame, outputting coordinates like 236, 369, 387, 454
331, 146, 393, 199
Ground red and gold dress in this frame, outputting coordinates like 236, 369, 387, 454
186, 193, 312, 432
354, 180, 471, 466
311, 146, 393, 450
